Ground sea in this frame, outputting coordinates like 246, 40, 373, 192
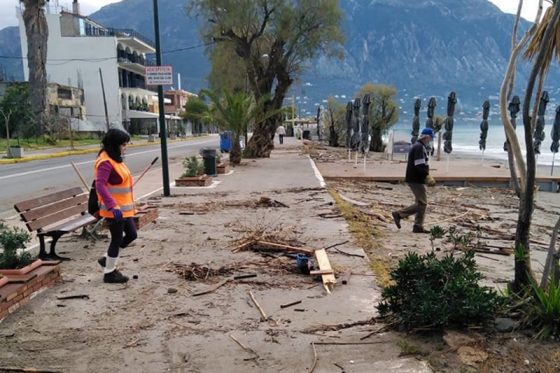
390, 114, 559, 169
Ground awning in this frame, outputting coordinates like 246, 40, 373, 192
165, 114, 183, 120
128, 110, 159, 119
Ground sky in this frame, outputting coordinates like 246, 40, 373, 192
0, 0, 551, 31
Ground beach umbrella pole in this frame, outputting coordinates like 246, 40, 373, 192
446, 153, 450, 173
363, 153, 367, 172
481, 150, 485, 164
354, 151, 358, 166
552, 153, 556, 176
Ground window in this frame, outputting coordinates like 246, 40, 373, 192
57, 88, 72, 100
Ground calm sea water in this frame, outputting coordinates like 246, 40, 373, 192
390, 115, 559, 167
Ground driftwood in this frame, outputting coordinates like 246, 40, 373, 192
314, 249, 336, 294
303, 317, 377, 333
249, 290, 268, 321
310, 342, 318, 373
192, 279, 230, 297
0, 368, 62, 373
229, 334, 259, 358
232, 240, 314, 254
280, 300, 302, 309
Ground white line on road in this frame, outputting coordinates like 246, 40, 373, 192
0, 140, 215, 181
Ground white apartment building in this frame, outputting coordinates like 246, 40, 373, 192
17, 0, 161, 132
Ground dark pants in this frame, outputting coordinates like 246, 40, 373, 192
279, 134, 284, 144
397, 182, 427, 228
107, 217, 137, 258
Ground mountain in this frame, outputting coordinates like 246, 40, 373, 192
2, 0, 558, 117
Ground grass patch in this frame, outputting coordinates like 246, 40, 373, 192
328, 187, 392, 286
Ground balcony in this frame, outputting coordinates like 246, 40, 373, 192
108, 28, 155, 53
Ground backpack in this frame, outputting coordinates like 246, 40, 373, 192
88, 180, 99, 215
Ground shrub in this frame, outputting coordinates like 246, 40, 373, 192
377, 250, 504, 330
515, 278, 560, 339
0, 223, 33, 269
181, 155, 204, 177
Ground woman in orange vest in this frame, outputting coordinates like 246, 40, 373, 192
95, 129, 137, 283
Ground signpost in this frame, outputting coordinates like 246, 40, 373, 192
145, 65, 173, 86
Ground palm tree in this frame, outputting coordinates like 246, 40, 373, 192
200, 90, 260, 165
21, 0, 49, 135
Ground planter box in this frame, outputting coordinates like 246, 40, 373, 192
133, 206, 159, 230
0, 259, 43, 276
217, 163, 230, 174
0, 260, 61, 322
8, 146, 24, 158
175, 175, 212, 187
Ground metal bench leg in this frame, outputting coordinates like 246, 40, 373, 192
38, 235, 50, 260
48, 232, 71, 261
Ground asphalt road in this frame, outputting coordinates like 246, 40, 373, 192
0, 136, 219, 218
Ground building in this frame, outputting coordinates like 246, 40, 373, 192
17, 0, 161, 133
164, 88, 197, 136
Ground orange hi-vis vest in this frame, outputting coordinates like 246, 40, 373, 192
94, 151, 135, 219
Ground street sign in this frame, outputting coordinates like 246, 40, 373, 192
145, 65, 173, 85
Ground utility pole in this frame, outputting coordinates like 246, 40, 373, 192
99, 68, 110, 131
153, 0, 170, 196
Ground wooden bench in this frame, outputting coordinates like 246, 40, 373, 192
14, 187, 97, 261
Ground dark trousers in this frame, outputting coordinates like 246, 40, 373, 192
107, 217, 137, 258
397, 182, 427, 228
279, 134, 284, 144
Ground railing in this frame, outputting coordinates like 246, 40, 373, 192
107, 28, 155, 48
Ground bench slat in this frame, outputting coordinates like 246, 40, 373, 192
27, 204, 89, 232
21, 194, 88, 222
43, 214, 97, 234
14, 187, 84, 212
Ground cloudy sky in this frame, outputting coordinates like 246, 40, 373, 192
0, 0, 550, 30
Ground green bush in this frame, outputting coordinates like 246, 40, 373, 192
181, 155, 204, 177
516, 278, 560, 339
377, 250, 504, 330
0, 223, 33, 269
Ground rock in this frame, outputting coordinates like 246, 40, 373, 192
167, 288, 178, 294
495, 317, 518, 332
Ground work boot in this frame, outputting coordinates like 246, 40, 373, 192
97, 256, 106, 267
103, 269, 129, 283
412, 225, 430, 234
391, 212, 401, 229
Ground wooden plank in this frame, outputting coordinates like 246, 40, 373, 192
309, 269, 333, 275
20, 194, 88, 222
314, 248, 336, 293
45, 214, 97, 234
27, 204, 88, 232
14, 187, 83, 212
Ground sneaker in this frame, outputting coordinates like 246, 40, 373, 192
103, 269, 129, 283
391, 212, 401, 229
97, 256, 106, 267
412, 225, 430, 234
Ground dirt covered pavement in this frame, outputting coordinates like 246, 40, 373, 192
0, 141, 430, 373
1, 139, 560, 372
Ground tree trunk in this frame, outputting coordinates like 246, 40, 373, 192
244, 117, 276, 158
230, 133, 242, 165
369, 127, 384, 152
23, 1, 48, 136
513, 2, 560, 291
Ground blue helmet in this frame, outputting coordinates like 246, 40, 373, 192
420, 128, 435, 138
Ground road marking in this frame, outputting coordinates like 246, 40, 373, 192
0, 139, 216, 181
308, 155, 326, 188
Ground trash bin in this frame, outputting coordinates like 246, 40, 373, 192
302, 130, 311, 140
220, 131, 232, 152
200, 148, 217, 176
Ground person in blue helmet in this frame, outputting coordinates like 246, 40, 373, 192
392, 127, 435, 233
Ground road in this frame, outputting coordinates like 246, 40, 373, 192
0, 136, 219, 218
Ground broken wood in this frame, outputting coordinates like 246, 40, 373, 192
341, 269, 352, 285
323, 240, 349, 251
333, 247, 365, 258
318, 212, 342, 219
192, 279, 230, 297
314, 248, 336, 294
310, 269, 333, 276
0, 368, 62, 373
56, 294, 89, 300
248, 290, 268, 321
233, 273, 257, 280
314, 341, 386, 345
229, 334, 259, 358
310, 342, 318, 373
255, 240, 314, 254
280, 300, 302, 309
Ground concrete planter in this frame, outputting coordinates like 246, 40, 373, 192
8, 146, 24, 158
175, 175, 212, 187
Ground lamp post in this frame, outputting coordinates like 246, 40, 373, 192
152, 0, 170, 196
